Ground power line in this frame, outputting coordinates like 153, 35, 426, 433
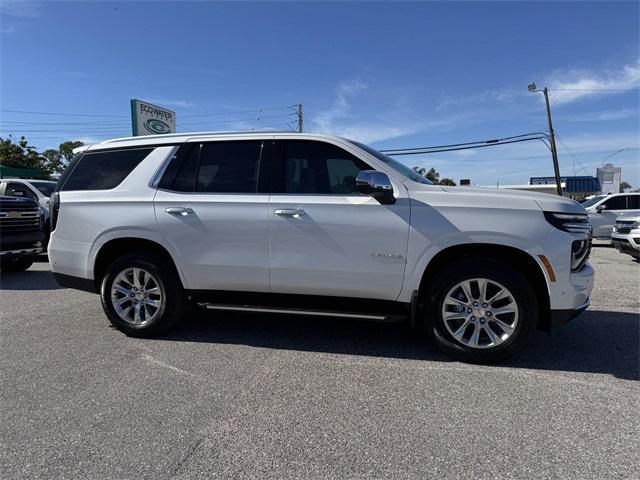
550, 88, 640, 92
0, 109, 128, 118
380, 132, 550, 155
179, 105, 297, 118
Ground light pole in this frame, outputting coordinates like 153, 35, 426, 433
528, 82, 563, 196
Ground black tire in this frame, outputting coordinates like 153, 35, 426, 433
0, 256, 35, 272
423, 258, 538, 363
100, 252, 185, 337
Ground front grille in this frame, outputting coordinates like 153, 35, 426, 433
615, 221, 635, 234
0, 202, 40, 233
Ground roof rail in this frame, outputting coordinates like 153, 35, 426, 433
100, 130, 296, 144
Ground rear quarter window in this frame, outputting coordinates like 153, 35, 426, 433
60, 148, 153, 191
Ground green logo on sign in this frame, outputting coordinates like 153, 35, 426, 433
143, 118, 171, 134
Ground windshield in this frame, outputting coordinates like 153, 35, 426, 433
31, 182, 56, 197
350, 141, 433, 185
581, 196, 606, 208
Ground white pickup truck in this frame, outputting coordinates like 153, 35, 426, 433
49, 132, 594, 363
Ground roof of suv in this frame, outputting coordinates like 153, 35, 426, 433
76, 131, 350, 153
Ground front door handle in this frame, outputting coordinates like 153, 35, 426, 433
274, 208, 306, 217
165, 207, 194, 216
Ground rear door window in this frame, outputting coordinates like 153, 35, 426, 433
627, 195, 640, 209
159, 140, 266, 193
196, 141, 262, 193
60, 148, 153, 191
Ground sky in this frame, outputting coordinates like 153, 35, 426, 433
1, 0, 639, 187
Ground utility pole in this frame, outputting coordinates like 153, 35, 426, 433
528, 83, 563, 196
297, 103, 303, 133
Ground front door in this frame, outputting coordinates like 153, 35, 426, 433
154, 140, 270, 292
268, 140, 410, 300
589, 195, 636, 238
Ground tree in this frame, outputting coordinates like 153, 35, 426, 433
412, 166, 456, 186
619, 181, 632, 193
59, 140, 84, 163
0, 136, 84, 178
0, 135, 44, 170
439, 178, 457, 186
42, 149, 65, 176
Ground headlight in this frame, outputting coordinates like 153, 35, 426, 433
571, 239, 591, 271
544, 212, 592, 235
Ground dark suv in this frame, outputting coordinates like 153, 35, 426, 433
0, 195, 44, 272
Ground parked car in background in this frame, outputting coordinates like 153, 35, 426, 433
582, 192, 640, 238
48, 132, 594, 363
611, 213, 640, 259
0, 195, 44, 271
0, 179, 57, 246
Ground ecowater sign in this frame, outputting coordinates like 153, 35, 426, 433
130, 99, 176, 136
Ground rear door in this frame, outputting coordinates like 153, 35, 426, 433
268, 139, 410, 300
154, 140, 270, 292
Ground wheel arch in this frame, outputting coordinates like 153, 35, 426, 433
93, 237, 185, 292
417, 243, 551, 331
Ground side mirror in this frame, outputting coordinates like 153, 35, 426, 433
596, 204, 606, 213
356, 170, 395, 204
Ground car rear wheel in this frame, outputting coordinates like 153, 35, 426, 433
424, 258, 538, 363
100, 252, 185, 337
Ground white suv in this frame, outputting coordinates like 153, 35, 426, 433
49, 132, 594, 362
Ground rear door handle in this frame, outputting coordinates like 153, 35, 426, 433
165, 207, 194, 216
274, 209, 306, 217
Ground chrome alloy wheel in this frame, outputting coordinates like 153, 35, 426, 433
110, 267, 163, 326
441, 278, 519, 349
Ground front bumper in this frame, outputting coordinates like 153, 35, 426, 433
611, 232, 640, 257
550, 299, 590, 329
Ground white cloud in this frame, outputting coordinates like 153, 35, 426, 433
437, 88, 524, 110
0, 0, 42, 18
559, 108, 638, 122
76, 136, 102, 145
546, 63, 640, 105
144, 98, 196, 109
311, 80, 467, 143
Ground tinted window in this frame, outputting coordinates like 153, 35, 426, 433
61, 148, 153, 191
350, 141, 433, 185
603, 195, 626, 210
171, 145, 200, 192
275, 140, 368, 194
628, 195, 640, 209
196, 141, 262, 193
32, 182, 56, 196
6, 182, 37, 200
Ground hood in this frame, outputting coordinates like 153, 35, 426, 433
616, 212, 640, 222
414, 184, 586, 214
0, 195, 39, 208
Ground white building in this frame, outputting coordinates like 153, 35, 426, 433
596, 163, 621, 195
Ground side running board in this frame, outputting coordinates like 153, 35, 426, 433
197, 303, 405, 323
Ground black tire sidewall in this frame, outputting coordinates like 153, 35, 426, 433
100, 253, 183, 337
424, 258, 538, 363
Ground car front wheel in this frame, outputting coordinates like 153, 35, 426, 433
424, 258, 538, 363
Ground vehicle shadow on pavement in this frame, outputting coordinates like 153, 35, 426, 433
0, 270, 64, 290
161, 308, 639, 381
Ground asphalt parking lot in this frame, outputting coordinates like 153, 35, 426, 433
1, 243, 638, 479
